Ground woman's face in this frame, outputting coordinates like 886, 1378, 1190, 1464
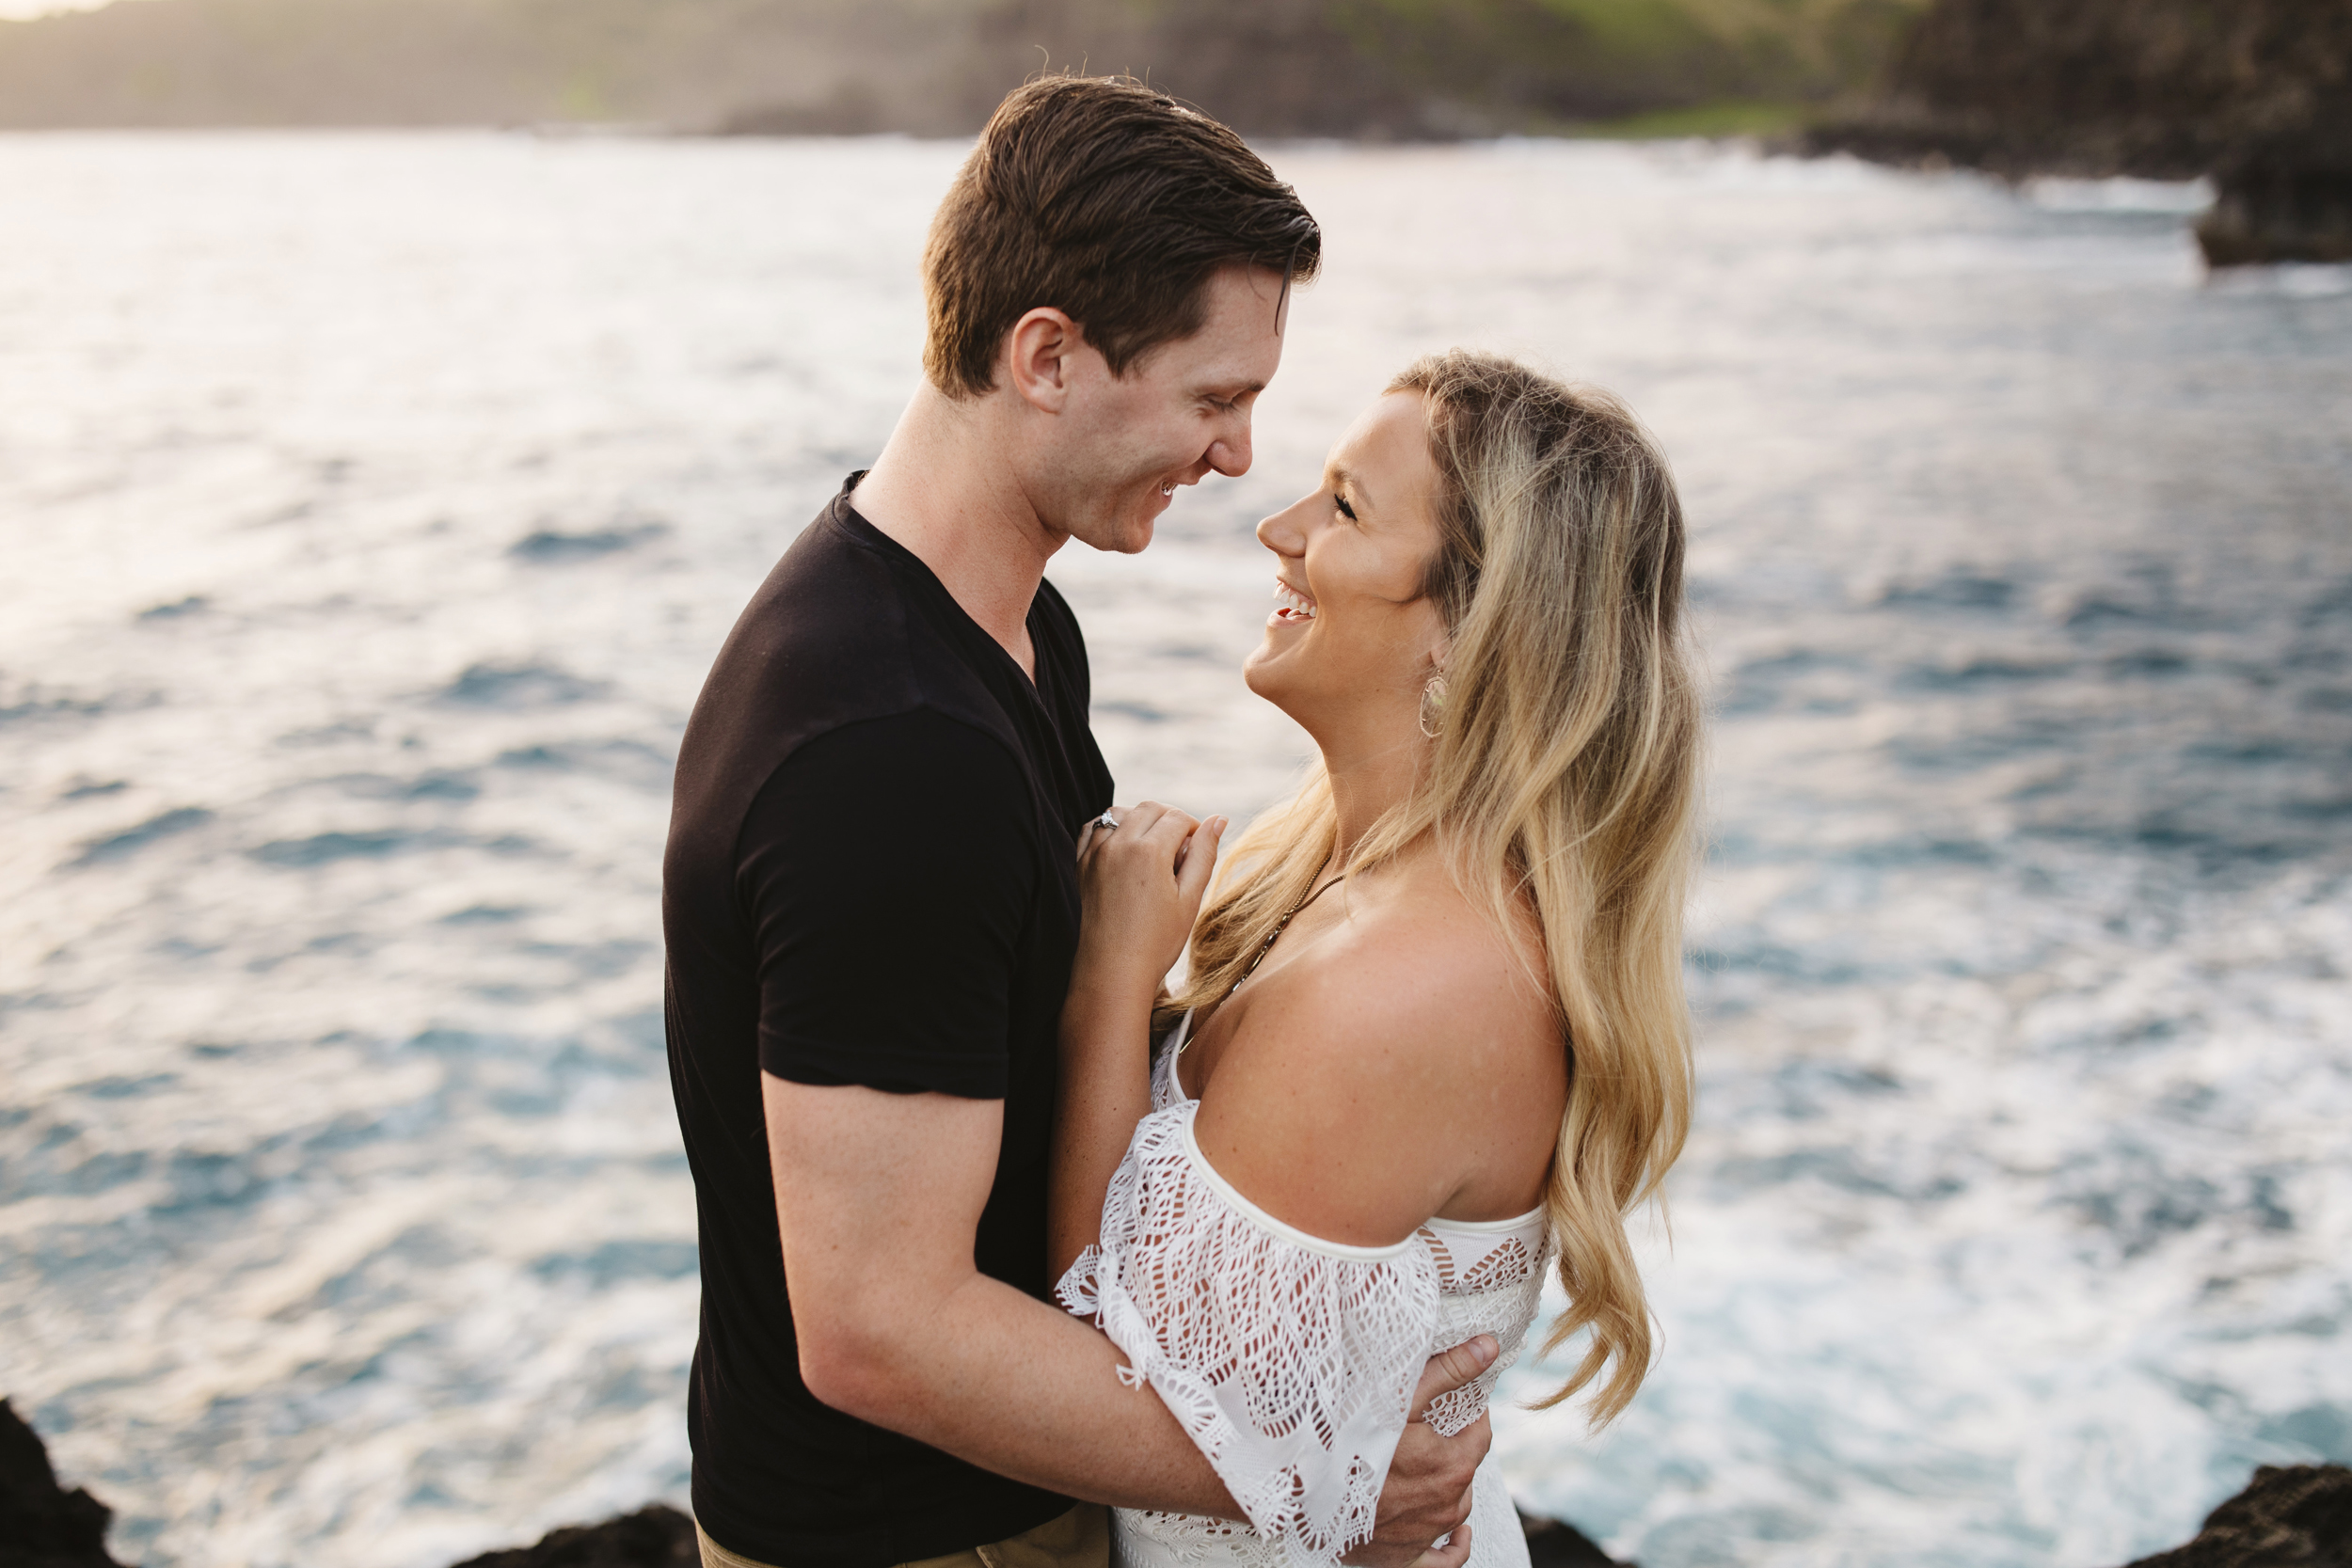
1244, 391, 1448, 745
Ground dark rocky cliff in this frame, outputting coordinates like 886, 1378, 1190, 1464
8, 1395, 2350, 1567
1813, 0, 2352, 264
0, 1400, 124, 1568
2122, 1465, 2352, 1568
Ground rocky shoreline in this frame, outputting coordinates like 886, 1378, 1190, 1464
1811, 0, 2352, 265
8, 1399, 2349, 1568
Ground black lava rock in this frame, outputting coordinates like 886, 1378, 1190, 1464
2122, 1465, 2352, 1568
454, 1508, 1628, 1568
2198, 169, 2352, 267
1811, 0, 2352, 264
447, 1505, 699, 1568
12, 1383, 2342, 1568
1518, 1508, 1630, 1567
0, 1399, 126, 1568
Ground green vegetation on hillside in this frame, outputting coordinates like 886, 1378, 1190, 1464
0, 0, 1930, 135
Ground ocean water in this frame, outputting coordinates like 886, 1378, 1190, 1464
1, 132, 2346, 1568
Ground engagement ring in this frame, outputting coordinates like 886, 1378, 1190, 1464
1094, 813, 1120, 832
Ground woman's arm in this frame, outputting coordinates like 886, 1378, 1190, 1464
1048, 802, 1226, 1281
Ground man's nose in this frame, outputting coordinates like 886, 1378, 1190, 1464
1208, 415, 1253, 479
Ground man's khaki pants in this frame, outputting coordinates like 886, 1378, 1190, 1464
697, 1504, 1111, 1568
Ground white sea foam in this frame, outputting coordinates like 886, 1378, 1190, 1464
2024, 175, 2216, 214
1, 132, 2346, 1568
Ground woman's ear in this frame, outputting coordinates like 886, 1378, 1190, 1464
1420, 621, 1453, 687
1003, 308, 1080, 414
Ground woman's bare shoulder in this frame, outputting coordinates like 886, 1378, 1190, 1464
1189, 870, 1563, 1247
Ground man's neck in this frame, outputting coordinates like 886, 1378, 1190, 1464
850, 384, 1065, 678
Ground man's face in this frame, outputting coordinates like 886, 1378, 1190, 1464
1033, 265, 1288, 555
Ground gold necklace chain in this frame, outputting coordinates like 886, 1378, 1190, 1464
1223, 871, 1343, 1000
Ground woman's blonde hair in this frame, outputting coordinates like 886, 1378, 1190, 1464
1162, 349, 1702, 1424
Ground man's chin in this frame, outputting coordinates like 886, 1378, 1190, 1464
1077, 514, 1157, 555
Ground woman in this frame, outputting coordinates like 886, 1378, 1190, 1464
1049, 351, 1702, 1568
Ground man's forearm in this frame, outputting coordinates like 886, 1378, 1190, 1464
768, 1076, 1479, 1566
811, 1266, 1240, 1519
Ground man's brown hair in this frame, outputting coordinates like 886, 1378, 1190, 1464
923, 74, 1322, 398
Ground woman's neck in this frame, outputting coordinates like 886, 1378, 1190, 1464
1321, 725, 1428, 863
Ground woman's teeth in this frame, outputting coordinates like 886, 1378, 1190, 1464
1272, 581, 1317, 622
1160, 481, 1176, 497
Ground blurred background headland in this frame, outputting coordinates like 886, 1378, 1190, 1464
3, 0, 2348, 261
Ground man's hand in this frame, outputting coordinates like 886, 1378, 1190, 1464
1344, 1336, 1500, 1568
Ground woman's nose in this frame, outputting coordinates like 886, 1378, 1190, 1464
1256, 497, 1309, 557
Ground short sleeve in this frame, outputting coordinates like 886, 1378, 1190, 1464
742, 708, 1037, 1098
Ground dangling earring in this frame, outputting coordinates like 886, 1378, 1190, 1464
1417, 673, 1448, 739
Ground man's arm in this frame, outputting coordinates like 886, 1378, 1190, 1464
768, 1073, 1232, 1512
744, 716, 1489, 1560
767, 1075, 1494, 1565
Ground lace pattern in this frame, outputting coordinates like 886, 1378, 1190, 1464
1058, 1102, 1441, 1567
1416, 1227, 1544, 1437
1062, 1025, 1555, 1568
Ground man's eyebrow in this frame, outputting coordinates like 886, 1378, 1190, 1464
1195, 377, 1267, 399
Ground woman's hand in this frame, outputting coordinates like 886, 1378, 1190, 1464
1070, 802, 1227, 1014
1050, 803, 1226, 1280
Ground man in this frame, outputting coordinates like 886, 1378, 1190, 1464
663, 74, 1497, 1568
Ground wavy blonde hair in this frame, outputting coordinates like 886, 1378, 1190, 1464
1162, 350, 1702, 1423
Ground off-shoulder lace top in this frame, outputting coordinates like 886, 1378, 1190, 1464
1056, 1014, 1551, 1568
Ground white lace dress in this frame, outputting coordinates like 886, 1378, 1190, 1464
1056, 1016, 1549, 1568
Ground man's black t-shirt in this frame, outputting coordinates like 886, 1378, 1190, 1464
663, 480, 1114, 1568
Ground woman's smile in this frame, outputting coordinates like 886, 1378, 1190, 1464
1270, 578, 1318, 625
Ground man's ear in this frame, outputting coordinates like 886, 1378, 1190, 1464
1003, 308, 1082, 414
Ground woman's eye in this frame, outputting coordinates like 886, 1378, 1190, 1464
1333, 494, 1358, 521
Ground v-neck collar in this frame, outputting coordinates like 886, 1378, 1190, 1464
832, 479, 1052, 708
